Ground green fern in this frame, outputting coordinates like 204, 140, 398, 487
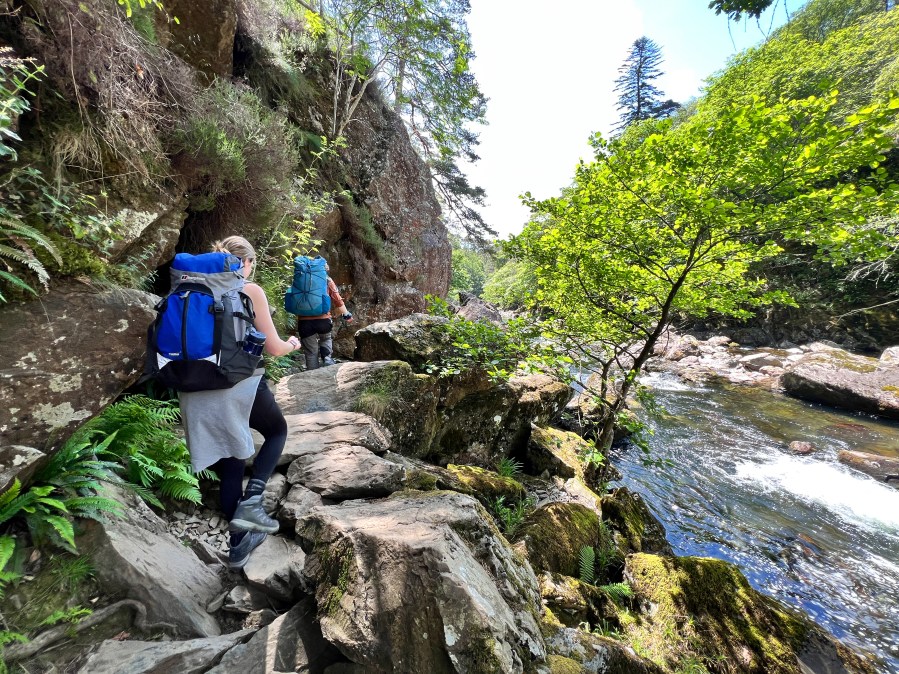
77, 395, 204, 506
578, 545, 596, 584
0, 216, 62, 302
39, 606, 92, 627
598, 581, 634, 603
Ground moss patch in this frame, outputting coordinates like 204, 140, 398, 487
600, 488, 672, 556
446, 464, 525, 503
623, 553, 811, 674
548, 654, 584, 673
515, 502, 602, 577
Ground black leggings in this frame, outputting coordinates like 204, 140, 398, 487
212, 378, 287, 520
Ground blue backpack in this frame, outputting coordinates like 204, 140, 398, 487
144, 252, 262, 392
284, 255, 331, 317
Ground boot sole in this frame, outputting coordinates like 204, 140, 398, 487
229, 518, 280, 534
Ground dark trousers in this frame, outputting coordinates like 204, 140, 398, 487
298, 318, 333, 370
212, 377, 286, 520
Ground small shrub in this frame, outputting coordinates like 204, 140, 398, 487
488, 495, 535, 537
495, 457, 522, 478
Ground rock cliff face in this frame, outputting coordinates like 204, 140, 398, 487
0, 0, 450, 451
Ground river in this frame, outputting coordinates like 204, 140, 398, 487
612, 373, 899, 673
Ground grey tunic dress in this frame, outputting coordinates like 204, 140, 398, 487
179, 370, 264, 473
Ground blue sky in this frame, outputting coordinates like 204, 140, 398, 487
464, 0, 807, 238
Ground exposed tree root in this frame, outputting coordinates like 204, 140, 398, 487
4, 599, 177, 662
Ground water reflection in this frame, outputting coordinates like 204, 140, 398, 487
613, 373, 899, 672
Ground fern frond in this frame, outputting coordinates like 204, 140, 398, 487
64, 496, 122, 520
0, 536, 16, 572
158, 477, 202, 504
1, 220, 62, 264
0, 268, 38, 295
599, 582, 634, 603
30, 514, 76, 551
579, 545, 596, 585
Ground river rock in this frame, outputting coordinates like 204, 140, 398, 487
600, 487, 673, 556
277, 484, 325, 529
542, 624, 664, 674
352, 313, 451, 368
285, 443, 406, 500
297, 490, 545, 672
513, 502, 604, 577
881, 346, 899, 365
781, 347, 899, 420
624, 553, 874, 674
788, 441, 817, 455
740, 352, 784, 371
455, 292, 504, 324
0, 283, 156, 450
208, 598, 343, 673
76, 630, 253, 674
837, 450, 899, 485
0, 445, 45, 493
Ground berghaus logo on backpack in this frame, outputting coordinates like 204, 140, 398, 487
144, 252, 262, 392
285, 255, 331, 317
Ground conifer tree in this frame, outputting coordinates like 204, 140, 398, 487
612, 37, 678, 133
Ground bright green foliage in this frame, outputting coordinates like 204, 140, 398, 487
76, 395, 209, 506
599, 581, 634, 603
704, 3, 899, 128
512, 92, 899, 449
578, 545, 596, 584
425, 296, 575, 383
708, 0, 774, 21
481, 259, 536, 310
0, 48, 43, 161
450, 245, 488, 297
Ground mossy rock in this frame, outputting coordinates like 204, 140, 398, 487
622, 553, 874, 674
446, 464, 525, 503
538, 572, 621, 629
514, 502, 602, 577
547, 654, 584, 674
528, 425, 621, 489
600, 487, 673, 556
542, 620, 665, 674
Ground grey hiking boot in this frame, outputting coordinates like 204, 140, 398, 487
322, 356, 336, 366
229, 495, 280, 534
228, 531, 267, 569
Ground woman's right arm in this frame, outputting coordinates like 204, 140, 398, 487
243, 283, 300, 357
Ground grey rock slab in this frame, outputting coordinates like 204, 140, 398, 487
243, 535, 307, 602
223, 584, 273, 614
209, 598, 342, 674
277, 484, 324, 530
286, 444, 406, 499
297, 490, 545, 673
76, 630, 252, 674
80, 512, 224, 637
0, 445, 44, 493
278, 411, 392, 466
0, 284, 157, 450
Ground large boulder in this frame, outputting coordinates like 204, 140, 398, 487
781, 345, 899, 420
599, 487, 673, 556
277, 411, 392, 466
276, 360, 571, 467
623, 553, 875, 674
353, 313, 451, 368
455, 292, 504, 324
297, 490, 545, 673
541, 623, 664, 674
285, 441, 407, 500
837, 450, 899, 486
79, 493, 223, 637
513, 502, 604, 578
0, 283, 156, 450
